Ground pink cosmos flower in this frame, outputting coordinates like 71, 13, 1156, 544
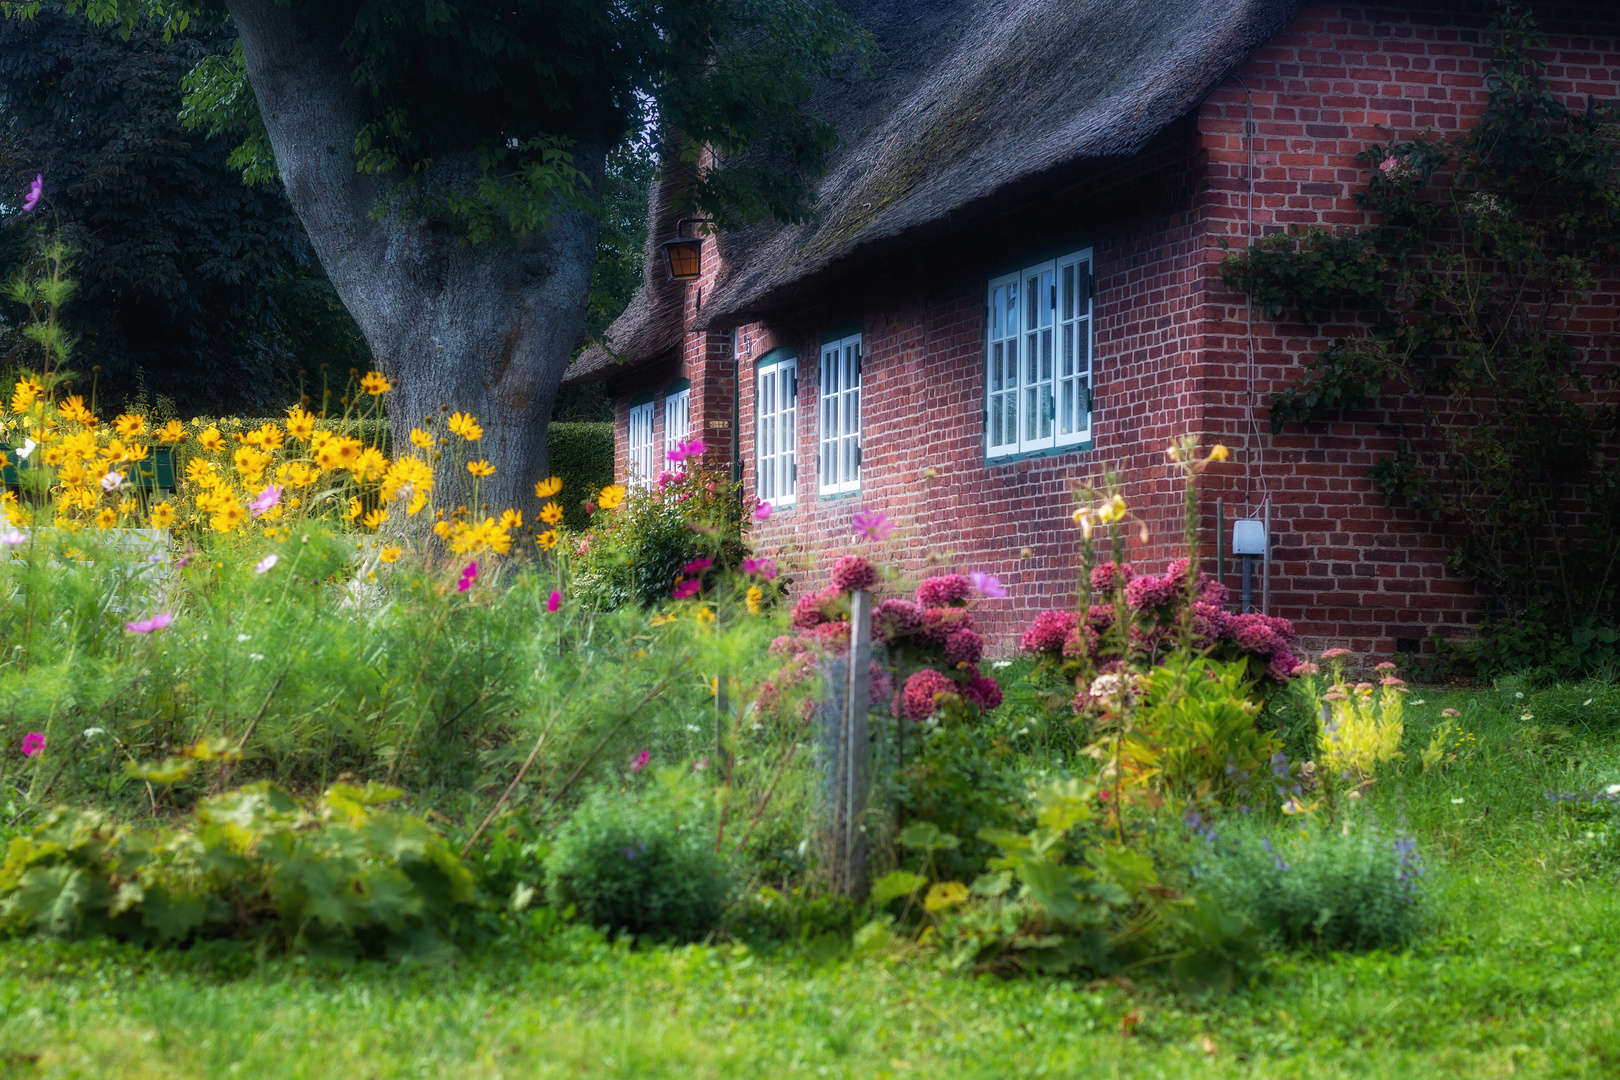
672, 578, 701, 600
457, 561, 478, 593
969, 570, 1007, 598
0, 527, 25, 547
20, 732, 45, 757
742, 557, 778, 581
666, 438, 706, 463
22, 174, 42, 213
249, 484, 282, 518
852, 510, 892, 541
126, 612, 175, 634
753, 500, 772, 521
254, 553, 279, 574
630, 750, 650, 772
682, 557, 714, 575
547, 590, 562, 613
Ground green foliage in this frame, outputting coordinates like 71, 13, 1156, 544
1123, 657, 1283, 804
1221, 6, 1620, 670
0, 4, 338, 413
545, 422, 613, 532
1194, 814, 1428, 951
544, 782, 729, 942
895, 697, 1027, 884
0, 780, 477, 959
571, 466, 747, 610
77, 0, 873, 237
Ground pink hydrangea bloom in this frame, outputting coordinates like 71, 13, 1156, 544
873, 598, 926, 642
1090, 561, 1136, 592
1020, 610, 1077, 655
943, 628, 985, 667
1061, 624, 1096, 661
831, 554, 878, 593
1125, 572, 1179, 611
900, 668, 957, 720
916, 605, 972, 646
962, 672, 1003, 712
915, 574, 972, 608
789, 585, 845, 629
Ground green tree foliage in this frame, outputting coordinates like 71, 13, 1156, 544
1221, 6, 1620, 673
0, 3, 367, 413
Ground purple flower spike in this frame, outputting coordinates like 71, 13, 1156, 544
970, 571, 1007, 598
22, 174, 42, 213
125, 612, 175, 634
852, 510, 893, 542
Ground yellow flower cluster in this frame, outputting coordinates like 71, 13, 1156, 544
2, 372, 436, 538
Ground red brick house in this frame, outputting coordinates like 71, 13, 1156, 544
563, 0, 1620, 659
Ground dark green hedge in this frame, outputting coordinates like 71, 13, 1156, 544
547, 422, 614, 532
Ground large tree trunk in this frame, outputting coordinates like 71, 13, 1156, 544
226, 0, 601, 520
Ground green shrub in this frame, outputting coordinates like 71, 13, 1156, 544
1193, 814, 1427, 951
547, 422, 614, 532
0, 781, 477, 960
545, 786, 729, 941
571, 465, 745, 610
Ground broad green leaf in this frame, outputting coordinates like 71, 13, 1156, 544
868, 870, 926, 905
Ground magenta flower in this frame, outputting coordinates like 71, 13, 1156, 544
126, 612, 175, 634
672, 578, 701, 600
630, 750, 650, 772
970, 571, 1007, 598
21, 174, 42, 213
682, 557, 714, 576
547, 590, 562, 612
253, 553, 279, 574
20, 732, 45, 757
249, 484, 282, 518
457, 561, 479, 593
852, 510, 893, 541
742, 557, 779, 581
666, 438, 706, 463
753, 500, 772, 521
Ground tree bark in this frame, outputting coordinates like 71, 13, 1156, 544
225, 0, 602, 519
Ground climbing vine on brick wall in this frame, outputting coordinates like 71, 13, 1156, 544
1221, 5, 1620, 674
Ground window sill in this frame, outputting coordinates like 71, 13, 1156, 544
815, 488, 862, 503
984, 441, 1091, 467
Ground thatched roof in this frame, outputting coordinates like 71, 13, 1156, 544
565, 0, 1300, 386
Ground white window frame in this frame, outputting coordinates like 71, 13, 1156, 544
627, 400, 656, 487
663, 387, 691, 464
756, 354, 798, 508
818, 333, 862, 495
986, 248, 1093, 459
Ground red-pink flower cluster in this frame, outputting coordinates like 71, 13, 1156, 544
1019, 558, 1298, 683
790, 585, 848, 629
914, 573, 973, 608
830, 554, 878, 592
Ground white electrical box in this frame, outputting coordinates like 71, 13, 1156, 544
1232, 518, 1267, 556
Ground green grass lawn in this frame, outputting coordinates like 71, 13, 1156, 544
4, 684, 1620, 1079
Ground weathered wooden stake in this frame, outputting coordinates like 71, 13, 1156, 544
842, 589, 873, 896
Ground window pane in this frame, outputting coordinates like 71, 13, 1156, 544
991, 343, 1003, 391
1040, 270, 1054, 328
1063, 264, 1074, 321
1025, 277, 1038, 331
1061, 323, 1073, 378
1040, 384, 1054, 440
1060, 382, 1074, 434
1041, 327, 1052, 381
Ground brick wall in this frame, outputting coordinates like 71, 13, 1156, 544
608, 1, 1620, 662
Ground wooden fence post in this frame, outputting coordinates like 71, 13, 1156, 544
843, 589, 873, 896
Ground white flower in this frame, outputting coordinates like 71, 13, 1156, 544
991, 660, 1012, 669
237, 633, 251, 643
249, 652, 264, 662
1606, 784, 1620, 797
82, 727, 106, 739
1583, 698, 1594, 707
1521, 712, 1534, 721
14, 438, 36, 461
1411, 699, 1426, 705
100, 471, 124, 492
1451, 797, 1465, 804
1514, 692, 1524, 699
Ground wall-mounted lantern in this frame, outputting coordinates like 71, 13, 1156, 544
661, 218, 706, 283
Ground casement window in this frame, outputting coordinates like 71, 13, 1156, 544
986, 248, 1093, 458
819, 334, 862, 495
756, 353, 798, 507
663, 386, 691, 463
627, 399, 656, 486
